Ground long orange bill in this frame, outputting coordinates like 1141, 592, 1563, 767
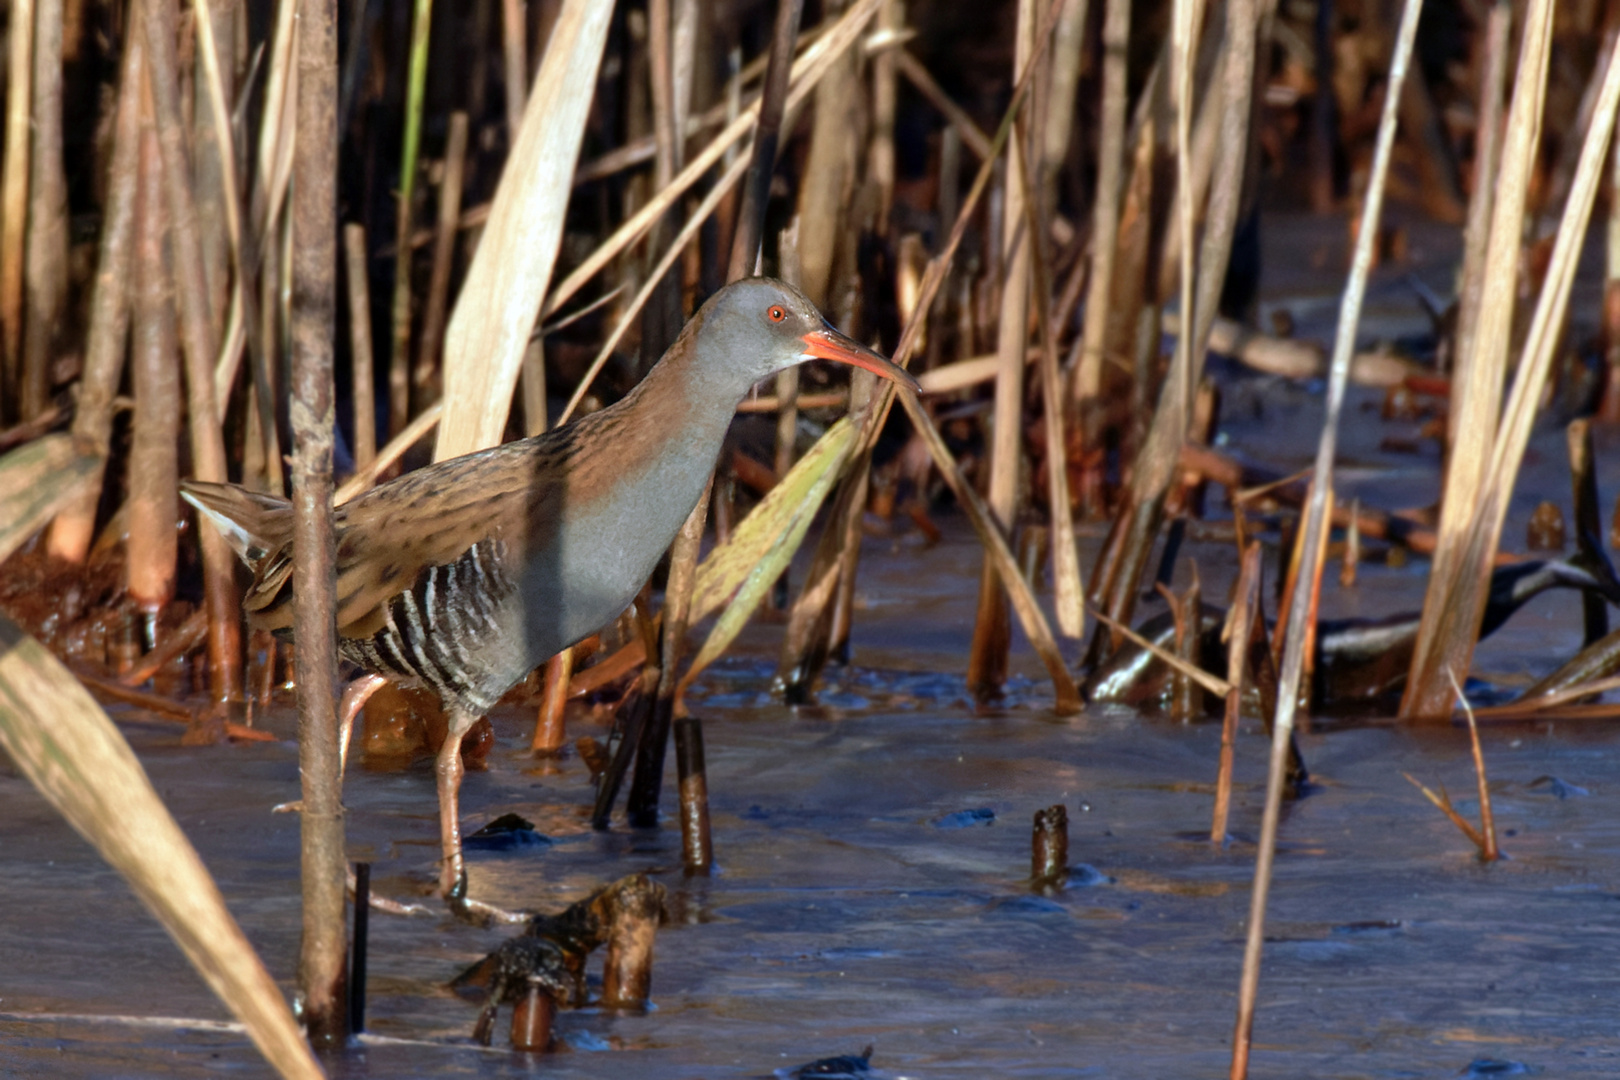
800, 324, 921, 395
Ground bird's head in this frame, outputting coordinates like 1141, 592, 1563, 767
693, 277, 920, 395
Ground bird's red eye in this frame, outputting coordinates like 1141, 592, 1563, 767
767, 305, 786, 323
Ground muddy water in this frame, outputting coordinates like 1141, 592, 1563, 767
5, 211, 1620, 1077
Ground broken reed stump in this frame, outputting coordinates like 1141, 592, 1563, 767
455, 871, 668, 1049
1031, 804, 1068, 893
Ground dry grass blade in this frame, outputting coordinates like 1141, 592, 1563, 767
1402, 773, 1485, 850
1403, 0, 1555, 717
1230, 0, 1424, 1075
1450, 668, 1499, 861
0, 434, 102, 565
334, 401, 442, 504
1088, 605, 1232, 698
557, 150, 750, 427
435, 0, 617, 460
1406, 20, 1620, 717
541, 0, 884, 323
898, 389, 1081, 713
0, 617, 322, 1079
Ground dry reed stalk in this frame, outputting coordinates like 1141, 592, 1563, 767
1039, 0, 1088, 228
894, 51, 991, 161
671, 0, 696, 163
120, 609, 207, 688
335, 401, 441, 504
413, 111, 470, 411
193, 0, 248, 349
558, 150, 750, 424
1092, 0, 1259, 669
1212, 540, 1261, 841
532, 649, 571, 753
289, 0, 347, 1040
1401, 772, 1485, 850
1087, 604, 1231, 697
0, 0, 34, 415
22, 0, 66, 421
1169, 0, 1205, 447
967, 0, 1036, 699
1452, 0, 1508, 376
1567, 420, 1608, 645
868, 0, 903, 224
144, 0, 240, 701
127, 123, 180, 616
726, 0, 804, 280
1230, 0, 1422, 1073
1404, 31, 1620, 719
774, 375, 872, 699
1021, 156, 1084, 639
1404, 0, 1554, 714
251, 0, 297, 235
344, 224, 377, 468
774, 220, 803, 511
501, 0, 528, 138
1156, 45, 1225, 302
1451, 669, 1499, 861
0, 617, 323, 1078
795, 2, 856, 306
388, 0, 434, 440
434, 0, 615, 459
46, 31, 143, 564
192, 0, 236, 327
1340, 497, 1360, 588
542, 0, 884, 323
1072, 0, 1130, 416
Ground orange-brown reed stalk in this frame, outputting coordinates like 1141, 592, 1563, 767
1212, 540, 1263, 842
1403, 671, 1500, 861
126, 116, 180, 625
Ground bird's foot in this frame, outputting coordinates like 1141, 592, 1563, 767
445, 869, 534, 927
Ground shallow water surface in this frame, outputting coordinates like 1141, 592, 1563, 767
4, 517, 1620, 1078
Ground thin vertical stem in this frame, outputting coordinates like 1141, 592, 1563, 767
344, 223, 376, 468
390, 0, 435, 437
501, 0, 528, 139
968, 0, 1035, 697
0, 0, 34, 418
290, 0, 346, 1045
727, 0, 803, 279
1229, 0, 1423, 1074
23, 0, 66, 421
413, 111, 469, 411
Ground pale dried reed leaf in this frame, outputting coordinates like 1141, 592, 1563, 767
0, 617, 322, 1079
436, 0, 616, 460
0, 434, 101, 564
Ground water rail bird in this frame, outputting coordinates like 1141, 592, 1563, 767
183, 277, 918, 918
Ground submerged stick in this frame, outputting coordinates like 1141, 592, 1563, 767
1230, 0, 1423, 1074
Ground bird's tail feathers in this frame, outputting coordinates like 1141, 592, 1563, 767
179, 481, 293, 568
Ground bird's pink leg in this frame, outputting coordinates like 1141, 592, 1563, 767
436, 707, 532, 925
337, 674, 389, 779
435, 707, 477, 899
